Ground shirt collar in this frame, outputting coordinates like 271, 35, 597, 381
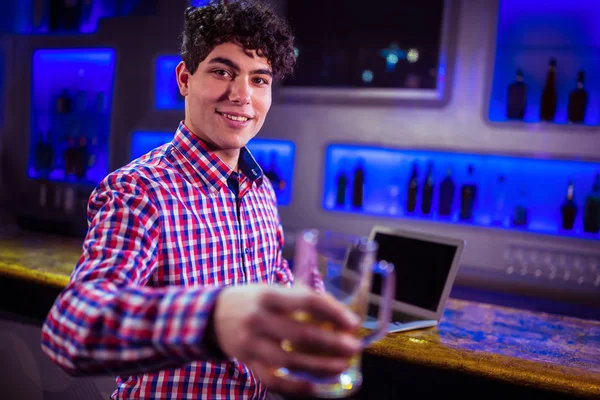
171, 121, 263, 193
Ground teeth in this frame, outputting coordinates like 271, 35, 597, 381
222, 113, 249, 122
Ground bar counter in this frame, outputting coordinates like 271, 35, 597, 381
0, 230, 599, 398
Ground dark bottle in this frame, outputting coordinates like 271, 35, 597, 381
567, 70, 588, 124
438, 167, 455, 217
33, 131, 54, 178
56, 89, 72, 114
64, 136, 77, 180
406, 162, 419, 213
512, 189, 529, 227
459, 164, 477, 221
74, 136, 89, 180
583, 173, 600, 234
560, 179, 578, 230
351, 159, 365, 209
263, 151, 285, 194
506, 69, 527, 120
421, 162, 434, 214
335, 170, 348, 208
49, 0, 83, 32
539, 58, 557, 122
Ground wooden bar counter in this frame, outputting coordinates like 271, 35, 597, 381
1, 230, 599, 399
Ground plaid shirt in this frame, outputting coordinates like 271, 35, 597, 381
41, 122, 314, 399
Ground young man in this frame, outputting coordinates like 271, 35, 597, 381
40, 1, 362, 399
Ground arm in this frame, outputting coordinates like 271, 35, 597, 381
40, 173, 222, 377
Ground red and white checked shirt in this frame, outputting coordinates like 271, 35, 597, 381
41, 121, 316, 399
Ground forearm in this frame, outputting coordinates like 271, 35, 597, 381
41, 282, 223, 376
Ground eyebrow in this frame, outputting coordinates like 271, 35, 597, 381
207, 57, 273, 77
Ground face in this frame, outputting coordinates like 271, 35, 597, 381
176, 42, 273, 159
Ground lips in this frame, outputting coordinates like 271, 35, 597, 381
216, 111, 253, 129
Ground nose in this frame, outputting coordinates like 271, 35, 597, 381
229, 77, 251, 105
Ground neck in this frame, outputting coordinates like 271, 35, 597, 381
184, 118, 240, 171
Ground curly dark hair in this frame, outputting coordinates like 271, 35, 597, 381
180, 0, 296, 80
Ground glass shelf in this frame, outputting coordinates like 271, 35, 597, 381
323, 144, 600, 241
488, 0, 600, 127
130, 131, 295, 206
28, 48, 116, 185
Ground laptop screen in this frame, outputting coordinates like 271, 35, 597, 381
371, 232, 459, 312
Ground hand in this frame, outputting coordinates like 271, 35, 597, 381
212, 283, 362, 395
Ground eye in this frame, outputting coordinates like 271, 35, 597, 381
213, 69, 232, 78
253, 77, 270, 86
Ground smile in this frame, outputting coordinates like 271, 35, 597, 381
217, 111, 250, 122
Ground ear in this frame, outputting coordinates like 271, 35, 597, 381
176, 61, 190, 97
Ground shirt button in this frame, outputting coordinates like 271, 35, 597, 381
245, 248, 250, 254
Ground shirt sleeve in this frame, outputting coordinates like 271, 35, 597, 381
40, 172, 223, 377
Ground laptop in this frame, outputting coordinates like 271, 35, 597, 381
362, 225, 465, 333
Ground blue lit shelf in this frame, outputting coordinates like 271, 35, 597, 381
488, 0, 600, 126
323, 144, 600, 241
155, 55, 184, 110
28, 48, 116, 185
130, 131, 295, 206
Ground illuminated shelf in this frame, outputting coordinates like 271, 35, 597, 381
155, 55, 183, 110
323, 144, 600, 241
130, 131, 295, 205
488, 0, 600, 127
28, 48, 116, 185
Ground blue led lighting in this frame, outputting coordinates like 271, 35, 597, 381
155, 55, 184, 110
28, 48, 116, 185
130, 131, 295, 206
489, 0, 600, 125
323, 144, 600, 241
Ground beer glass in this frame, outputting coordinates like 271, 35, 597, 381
276, 229, 395, 398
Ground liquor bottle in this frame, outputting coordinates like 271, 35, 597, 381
33, 131, 54, 178
459, 164, 477, 221
74, 136, 88, 180
56, 89, 72, 114
583, 173, 600, 234
438, 167, 455, 217
96, 91, 107, 114
506, 69, 527, 120
406, 162, 419, 213
421, 162, 434, 215
64, 136, 77, 180
492, 174, 507, 226
335, 169, 348, 208
560, 179, 577, 230
75, 69, 87, 112
263, 151, 285, 193
567, 70, 588, 124
539, 58, 557, 122
351, 159, 365, 209
512, 189, 529, 227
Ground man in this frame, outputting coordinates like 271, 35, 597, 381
40, 1, 362, 399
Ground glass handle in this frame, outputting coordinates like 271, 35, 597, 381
361, 261, 395, 346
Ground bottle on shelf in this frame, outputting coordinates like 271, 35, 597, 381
560, 179, 578, 230
459, 164, 477, 221
512, 189, 529, 227
33, 131, 54, 178
492, 174, 507, 226
583, 173, 600, 234
56, 88, 72, 114
421, 162, 434, 215
506, 68, 527, 120
74, 136, 89, 181
539, 58, 557, 122
406, 162, 419, 213
335, 168, 348, 208
567, 70, 588, 124
263, 151, 285, 194
75, 68, 87, 112
64, 136, 77, 180
351, 159, 365, 209
438, 167, 455, 217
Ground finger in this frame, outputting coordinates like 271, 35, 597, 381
257, 310, 361, 358
251, 362, 314, 396
261, 286, 361, 331
249, 336, 352, 378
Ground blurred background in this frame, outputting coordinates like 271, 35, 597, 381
0, 0, 599, 397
